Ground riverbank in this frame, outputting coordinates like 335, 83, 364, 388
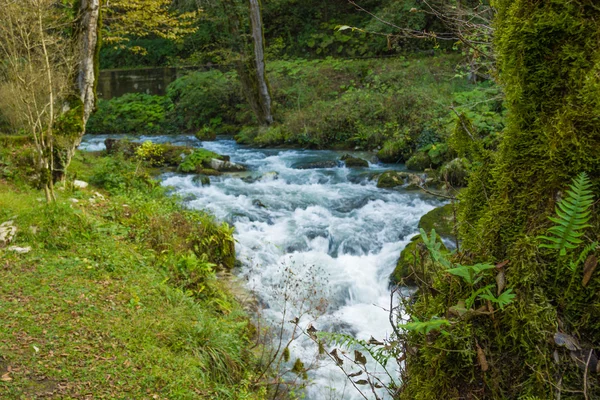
0, 151, 266, 399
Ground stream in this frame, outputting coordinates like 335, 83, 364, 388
81, 135, 442, 399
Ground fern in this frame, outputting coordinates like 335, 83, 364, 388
538, 172, 594, 256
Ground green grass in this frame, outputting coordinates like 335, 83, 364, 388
0, 152, 265, 399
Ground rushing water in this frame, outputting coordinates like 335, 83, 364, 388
81, 135, 442, 399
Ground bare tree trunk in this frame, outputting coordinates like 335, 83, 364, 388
247, 0, 272, 125
223, 0, 273, 127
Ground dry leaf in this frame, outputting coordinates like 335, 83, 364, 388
495, 260, 509, 270
582, 255, 598, 287
476, 344, 489, 372
554, 332, 580, 351
496, 270, 506, 296
330, 349, 343, 366
1, 373, 12, 382
354, 350, 367, 365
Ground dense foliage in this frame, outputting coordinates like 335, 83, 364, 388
397, 1, 600, 398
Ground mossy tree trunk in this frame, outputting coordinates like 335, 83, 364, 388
400, 1, 600, 398
53, 0, 101, 182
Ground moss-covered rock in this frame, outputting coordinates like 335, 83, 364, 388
341, 154, 369, 168
376, 171, 422, 189
377, 139, 411, 163
439, 158, 470, 187
390, 234, 447, 285
405, 151, 432, 171
179, 149, 223, 173
377, 171, 405, 188
418, 203, 456, 246
195, 127, 217, 141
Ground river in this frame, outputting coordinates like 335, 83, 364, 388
81, 135, 442, 399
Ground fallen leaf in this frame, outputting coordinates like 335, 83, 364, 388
476, 344, 489, 372
354, 379, 369, 385
1, 373, 12, 382
582, 255, 598, 287
495, 260, 509, 269
496, 270, 506, 296
554, 332, 580, 351
348, 371, 363, 378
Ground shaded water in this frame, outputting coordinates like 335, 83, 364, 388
81, 135, 442, 399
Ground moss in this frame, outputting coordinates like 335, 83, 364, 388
179, 149, 222, 173
195, 127, 217, 141
377, 139, 411, 163
376, 171, 405, 188
390, 234, 447, 285
438, 158, 470, 187
0, 135, 32, 147
405, 151, 431, 171
340, 154, 368, 168
418, 203, 456, 244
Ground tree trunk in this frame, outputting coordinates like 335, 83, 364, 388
247, 0, 272, 126
224, 0, 273, 127
52, 0, 101, 181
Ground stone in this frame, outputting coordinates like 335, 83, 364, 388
193, 175, 211, 186
418, 204, 457, 246
252, 199, 267, 208
8, 246, 31, 254
340, 154, 369, 168
390, 234, 448, 286
73, 180, 89, 189
0, 221, 17, 248
209, 158, 246, 172
292, 160, 339, 169
376, 171, 423, 189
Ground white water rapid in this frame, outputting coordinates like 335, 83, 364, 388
81, 135, 442, 399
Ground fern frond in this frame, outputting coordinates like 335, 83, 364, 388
538, 172, 594, 256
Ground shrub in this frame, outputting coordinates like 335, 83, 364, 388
179, 149, 221, 173
86, 93, 175, 135
167, 70, 244, 132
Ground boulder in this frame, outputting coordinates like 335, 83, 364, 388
439, 158, 470, 187
8, 246, 31, 254
418, 204, 457, 246
406, 152, 432, 171
192, 175, 211, 186
292, 160, 339, 169
390, 234, 447, 285
376, 171, 423, 189
73, 180, 89, 189
340, 154, 369, 168
0, 221, 17, 248
209, 158, 246, 172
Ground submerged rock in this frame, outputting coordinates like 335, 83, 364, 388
252, 199, 267, 208
292, 160, 339, 169
192, 175, 211, 186
340, 154, 369, 168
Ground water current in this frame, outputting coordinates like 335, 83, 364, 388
81, 135, 443, 399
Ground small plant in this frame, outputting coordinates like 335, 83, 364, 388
538, 172, 595, 256
179, 149, 220, 173
135, 141, 164, 166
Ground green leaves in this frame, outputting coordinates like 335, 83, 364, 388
400, 316, 450, 334
538, 172, 594, 256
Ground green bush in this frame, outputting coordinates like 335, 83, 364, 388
167, 70, 245, 132
86, 93, 175, 135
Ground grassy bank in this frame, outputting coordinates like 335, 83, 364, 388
0, 151, 266, 399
